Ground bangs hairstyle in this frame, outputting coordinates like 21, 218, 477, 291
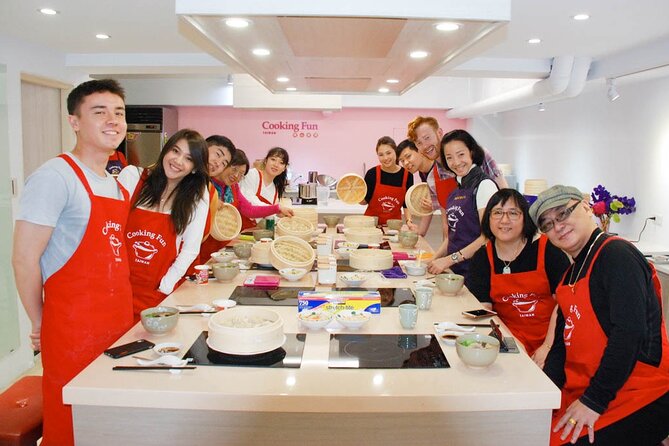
134, 129, 209, 234
396, 139, 417, 158
439, 129, 485, 174
264, 147, 289, 199
229, 148, 250, 175
205, 135, 237, 157
67, 79, 125, 115
480, 188, 537, 241
406, 116, 439, 141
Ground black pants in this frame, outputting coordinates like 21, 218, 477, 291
570, 391, 669, 445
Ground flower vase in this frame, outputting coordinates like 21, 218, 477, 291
599, 218, 611, 234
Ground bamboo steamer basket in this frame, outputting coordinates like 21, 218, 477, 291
210, 203, 242, 241
291, 207, 319, 227
344, 227, 383, 244
251, 239, 273, 266
275, 216, 314, 241
343, 215, 376, 228
270, 236, 316, 271
336, 173, 367, 204
349, 249, 393, 271
405, 183, 433, 217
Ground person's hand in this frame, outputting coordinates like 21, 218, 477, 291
420, 197, 433, 210
428, 257, 451, 275
29, 328, 41, 352
553, 399, 600, 444
279, 205, 294, 217
406, 221, 419, 232
531, 343, 551, 368
217, 200, 225, 210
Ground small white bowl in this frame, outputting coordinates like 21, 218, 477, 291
279, 267, 308, 282
211, 298, 237, 311
211, 251, 234, 263
339, 241, 360, 249
297, 310, 333, 330
153, 342, 182, 356
405, 262, 427, 276
336, 310, 371, 330
339, 272, 366, 287
336, 247, 353, 259
455, 333, 500, 367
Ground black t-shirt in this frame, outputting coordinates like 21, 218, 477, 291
465, 237, 571, 304
363, 166, 414, 206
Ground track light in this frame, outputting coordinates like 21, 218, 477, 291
606, 78, 620, 102
538, 103, 546, 112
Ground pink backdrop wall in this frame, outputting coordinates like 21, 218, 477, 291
177, 107, 467, 181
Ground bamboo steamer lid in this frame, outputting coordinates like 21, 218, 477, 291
349, 249, 393, 271
343, 215, 376, 228
405, 183, 433, 217
210, 203, 242, 241
344, 227, 383, 244
291, 207, 319, 227
336, 173, 367, 204
251, 239, 272, 265
270, 236, 316, 271
275, 216, 314, 241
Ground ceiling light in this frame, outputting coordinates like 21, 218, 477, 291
378, 87, 389, 93
528, 38, 541, 44
410, 50, 428, 59
435, 22, 460, 32
226, 74, 234, 85
286, 87, 297, 92
276, 77, 289, 83
573, 13, 590, 21
606, 78, 620, 102
38, 8, 58, 15
538, 103, 546, 112
386, 79, 399, 84
252, 48, 270, 56
225, 18, 250, 28
95, 34, 110, 40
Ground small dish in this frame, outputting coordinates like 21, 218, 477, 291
405, 261, 427, 276
211, 251, 234, 263
297, 310, 333, 330
153, 342, 182, 356
279, 268, 308, 282
336, 247, 354, 259
211, 298, 237, 311
339, 272, 366, 287
339, 241, 360, 249
336, 310, 371, 330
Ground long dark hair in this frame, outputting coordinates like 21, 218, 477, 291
439, 129, 485, 174
480, 188, 536, 242
263, 147, 289, 199
134, 129, 209, 234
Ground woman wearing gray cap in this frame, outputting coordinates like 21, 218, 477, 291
529, 185, 669, 445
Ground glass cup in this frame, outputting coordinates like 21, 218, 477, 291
317, 186, 330, 205
398, 303, 418, 329
415, 286, 433, 310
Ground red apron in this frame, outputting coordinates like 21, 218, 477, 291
488, 236, 556, 356
550, 237, 669, 445
364, 166, 409, 225
125, 170, 179, 320
432, 163, 457, 208
41, 155, 133, 446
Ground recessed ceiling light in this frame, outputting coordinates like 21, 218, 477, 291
410, 50, 428, 59
38, 8, 58, 15
95, 34, 110, 40
573, 13, 590, 21
386, 79, 400, 84
378, 87, 390, 93
225, 18, 250, 28
528, 38, 541, 44
252, 48, 270, 56
286, 87, 297, 91
276, 77, 289, 83
435, 22, 460, 32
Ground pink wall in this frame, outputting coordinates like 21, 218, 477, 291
177, 107, 467, 181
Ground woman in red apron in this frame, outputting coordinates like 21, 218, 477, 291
465, 189, 570, 366
363, 136, 414, 225
119, 129, 210, 319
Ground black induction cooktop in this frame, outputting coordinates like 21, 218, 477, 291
183, 331, 305, 368
328, 334, 449, 369
228, 286, 415, 308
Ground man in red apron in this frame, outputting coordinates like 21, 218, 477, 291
12, 79, 133, 446
529, 185, 669, 445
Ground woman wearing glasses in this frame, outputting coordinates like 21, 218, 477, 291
465, 189, 570, 367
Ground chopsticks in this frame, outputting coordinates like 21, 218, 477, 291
178, 311, 216, 314
112, 366, 196, 371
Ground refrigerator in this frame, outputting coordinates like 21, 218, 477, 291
121, 106, 178, 168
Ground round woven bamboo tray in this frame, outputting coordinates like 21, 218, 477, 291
344, 227, 383, 244
349, 249, 393, 271
291, 207, 319, 227
210, 203, 242, 241
343, 215, 376, 228
336, 173, 367, 204
270, 236, 316, 271
405, 183, 433, 217
275, 216, 314, 241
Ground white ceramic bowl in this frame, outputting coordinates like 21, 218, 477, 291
153, 342, 182, 356
455, 333, 500, 367
279, 267, 308, 282
211, 298, 237, 311
297, 310, 333, 330
140, 306, 179, 335
436, 273, 465, 294
339, 272, 366, 287
336, 247, 353, 259
336, 310, 371, 330
211, 251, 235, 263
405, 261, 427, 276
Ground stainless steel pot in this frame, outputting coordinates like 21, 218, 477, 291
308, 171, 319, 183
299, 183, 317, 199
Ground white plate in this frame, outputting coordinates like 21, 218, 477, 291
206, 335, 286, 356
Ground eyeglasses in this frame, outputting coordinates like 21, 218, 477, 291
538, 202, 581, 233
226, 166, 246, 180
490, 208, 522, 221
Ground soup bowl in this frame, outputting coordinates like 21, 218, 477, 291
435, 273, 464, 295
140, 306, 179, 335
455, 333, 500, 367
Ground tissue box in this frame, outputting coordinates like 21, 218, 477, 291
298, 290, 381, 314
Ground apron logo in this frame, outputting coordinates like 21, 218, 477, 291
378, 196, 400, 213
446, 205, 464, 229
502, 292, 538, 317
132, 240, 159, 262
108, 234, 122, 257
126, 229, 167, 247
102, 220, 121, 235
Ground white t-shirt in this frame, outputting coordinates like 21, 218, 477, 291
117, 166, 210, 295
17, 153, 124, 282
238, 168, 278, 206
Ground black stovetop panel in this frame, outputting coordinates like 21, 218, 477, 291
328, 334, 449, 369
229, 286, 415, 308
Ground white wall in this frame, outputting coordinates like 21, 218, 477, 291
470, 72, 669, 249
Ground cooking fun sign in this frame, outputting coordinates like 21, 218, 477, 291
261, 120, 319, 139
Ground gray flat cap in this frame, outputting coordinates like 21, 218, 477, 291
528, 185, 584, 226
